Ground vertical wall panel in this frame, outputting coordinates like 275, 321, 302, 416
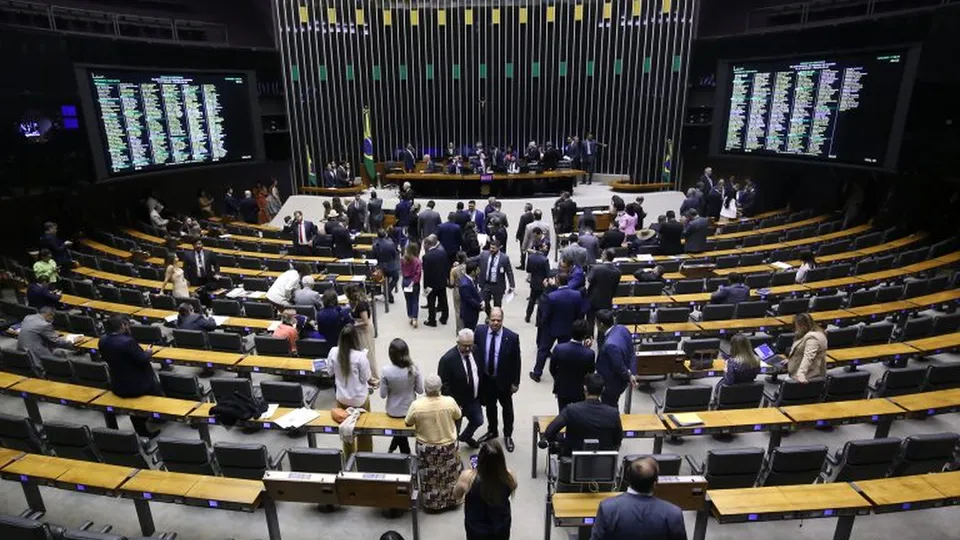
276, 0, 698, 191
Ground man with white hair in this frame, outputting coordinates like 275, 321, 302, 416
293, 275, 323, 312
437, 329, 484, 448
239, 189, 259, 224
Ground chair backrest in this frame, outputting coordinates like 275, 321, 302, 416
760, 445, 828, 486
159, 372, 205, 401
739, 253, 766, 266
902, 280, 929, 299
0, 514, 56, 540
715, 256, 739, 269
156, 438, 217, 475
744, 273, 771, 289
777, 298, 809, 316
874, 285, 903, 303
890, 432, 960, 476
44, 421, 99, 461
770, 271, 797, 286
774, 333, 795, 354
97, 285, 120, 303
260, 381, 306, 408
287, 448, 343, 474
52, 311, 70, 332
655, 307, 691, 323
39, 356, 73, 383
714, 381, 765, 410
210, 377, 255, 402
827, 264, 851, 280
832, 438, 901, 481
2, 349, 39, 378
70, 360, 110, 389
901, 316, 934, 341
927, 275, 950, 294
68, 315, 100, 336
244, 302, 275, 319
932, 312, 960, 335
264, 259, 292, 272
702, 304, 735, 321
639, 341, 680, 351
0, 413, 44, 453
618, 454, 682, 490
734, 301, 769, 319
172, 329, 208, 349
823, 371, 871, 402
212, 299, 242, 316
213, 442, 270, 479
350, 452, 413, 475
705, 277, 729, 292
255, 335, 292, 356
858, 321, 895, 345
129, 324, 165, 345
811, 295, 844, 312
848, 289, 877, 308
681, 338, 720, 358
296, 339, 332, 359
703, 447, 765, 489
853, 259, 877, 275
872, 367, 926, 398
293, 305, 317, 319
804, 267, 830, 283
661, 386, 712, 413
924, 364, 960, 391
237, 257, 263, 270
242, 277, 270, 292
615, 309, 652, 325
90, 428, 151, 468
826, 327, 859, 349
149, 294, 178, 310
633, 282, 665, 296
771, 379, 825, 406
119, 288, 146, 307
208, 331, 245, 353
673, 279, 704, 294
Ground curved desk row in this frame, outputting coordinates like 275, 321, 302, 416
385, 169, 586, 197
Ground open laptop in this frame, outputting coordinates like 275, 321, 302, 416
754, 343, 785, 370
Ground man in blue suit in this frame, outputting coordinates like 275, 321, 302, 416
710, 271, 750, 305
524, 248, 551, 324
530, 272, 584, 382
682, 208, 711, 253
99, 315, 162, 438
372, 230, 400, 303
590, 457, 687, 540
467, 200, 486, 233
176, 303, 217, 332
458, 260, 484, 331
550, 320, 596, 412
437, 212, 463, 264
595, 309, 636, 409
474, 308, 521, 452
421, 236, 451, 327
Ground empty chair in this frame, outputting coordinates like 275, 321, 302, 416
260, 381, 319, 408
826, 327, 859, 348
932, 312, 960, 335
71, 360, 110, 389
72, 280, 98, 298
902, 280, 929, 299
744, 273, 771, 289
243, 277, 271, 292
259, 244, 282, 255
214, 442, 282, 480
210, 377, 257, 402
293, 305, 317, 320
52, 311, 70, 331
172, 329, 208, 349
776, 298, 809, 316
742, 236, 764, 248
44, 421, 99, 461
874, 285, 904, 303
739, 253, 766, 266
768, 249, 794, 263
68, 314, 100, 336
890, 433, 960, 476
803, 267, 830, 283
869, 367, 926, 398
811, 295, 845, 311
97, 285, 120, 303
847, 289, 877, 308
129, 324, 166, 345
822, 438, 901, 482
854, 259, 877, 275
923, 364, 960, 391
770, 271, 797, 286
927, 275, 950, 294
689, 447, 765, 489
255, 335, 293, 356
149, 294, 178, 310
264, 259, 291, 272
159, 372, 208, 401
119, 288, 146, 307
615, 283, 634, 297
156, 438, 217, 475
0, 413, 45, 453
615, 309, 652, 325
773, 333, 795, 354
822, 371, 871, 402
212, 299, 242, 316
348, 452, 414, 475
655, 307, 691, 324
633, 282, 665, 296
618, 454, 682, 490
652, 386, 713, 414
734, 301, 769, 319
928, 237, 956, 258
784, 229, 804, 242
858, 322, 895, 345
713, 381, 764, 410
715, 256, 739, 269
682, 338, 720, 359
761, 232, 781, 245
244, 302, 275, 319
217, 253, 238, 267
138, 266, 162, 280
673, 279, 704, 294
1, 349, 39, 377
237, 257, 262, 270
759, 445, 829, 486
0, 514, 60, 540
900, 316, 934, 341
40, 356, 73, 383
852, 232, 882, 250
763, 379, 825, 407
91, 427, 157, 468
208, 331, 249, 353
296, 339, 332, 359
702, 304, 735, 321
827, 264, 852, 280
287, 448, 343, 474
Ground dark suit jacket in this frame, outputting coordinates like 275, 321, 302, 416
224, 195, 240, 217
600, 229, 625, 251
437, 222, 462, 256
658, 221, 684, 255
183, 249, 219, 286
239, 197, 259, 224
597, 325, 634, 397
475, 251, 515, 291
418, 209, 441, 239
346, 201, 367, 231
474, 324, 521, 391
330, 225, 353, 258
395, 199, 413, 227
526, 253, 550, 293
453, 210, 471, 230
555, 199, 578, 233
401, 148, 417, 171
592, 493, 686, 540
541, 287, 583, 339
740, 189, 757, 216
710, 283, 751, 305
99, 332, 158, 397
373, 239, 399, 272
568, 265, 586, 291
177, 313, 217, 332
550, 340, 596, 401
679, 196, 700, 217
438, 346, 481, 408
26, 283, 61, 309
516, 212, 534, 243
368, 198, 385, 230
459, 276, 483, 329
587, 263, 622, 310
542, 399, 623, 456
422, 246, 451, 289
284, 220, 318, 248
316, 306, 353, 342
40, 233, 72, 265
705, 189, 723, 219
682, 217, 710, 253
469, 209, 486, 234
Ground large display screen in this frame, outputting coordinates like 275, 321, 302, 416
711, 48, 919, 169
76, 66, 263, 178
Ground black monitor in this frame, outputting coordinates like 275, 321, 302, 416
352, 452, 412, 475
570, 451, 619, 484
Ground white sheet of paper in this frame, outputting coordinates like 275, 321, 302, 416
337, 295, 348, 304
219, 234, 233, 239
351, 275, 366, 282
213, 316, 230, 326
503, 290, 515, 304
274, 408, 320, 429
259, 404, 279, 420
64, 334, 84, 343
267, 321, 281, 332
226, 287, 245, 299
636, 254, 654, 262
403, 283, 414, 293
771, 261, 793, 270
163, 314, 178, 323
248, 291, 267, 299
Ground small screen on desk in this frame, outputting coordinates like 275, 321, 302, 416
570, 451, 618, 484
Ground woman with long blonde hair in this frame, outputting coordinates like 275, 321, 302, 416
788, 313, 827, 382
719, 333, 761, 388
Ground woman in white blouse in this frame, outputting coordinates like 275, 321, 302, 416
380, 338, 423, 454
329, 324, 373, 453
795, 250, 818, 284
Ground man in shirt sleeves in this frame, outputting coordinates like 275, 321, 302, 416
438, 329, 485, 449
590, 457, 686, 540
474, 308, 521, 452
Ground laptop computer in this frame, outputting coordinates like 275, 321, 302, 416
754, 343, 785, 369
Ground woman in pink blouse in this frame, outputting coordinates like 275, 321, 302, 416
618, 204, 639, 238
400, 242, 423, 328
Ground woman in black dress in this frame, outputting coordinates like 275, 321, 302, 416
454, 440, 517, 540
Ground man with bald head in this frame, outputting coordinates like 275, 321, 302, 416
590, 457, 686, 540
438, 329, 484, 448
473, 307, 521, 452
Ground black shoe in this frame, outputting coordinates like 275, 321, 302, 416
460, 437, 480, 449
504, 437, 515, 453
440, 319, 448, 325
529, 371, 541, 383
423, 320, 437, 327
477, 431, 498, 444
388, 297, 395, 304
525, 316, 531, 323
515, 266, 524, 270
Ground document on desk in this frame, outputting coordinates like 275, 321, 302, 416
350, 275, 366, 282
259, 404, 279, 420
669, 413, 704, 427
771, 261, 793, 270
226, 287, 245, 299
246, 291, 268, 299
64, 333, 85, 343
163, 314, 178, 323
613, 257, 634, 263
274, 408, 320, 429
213, 316, 230, 326
219, 234, 233, 239
267, 321, 281, 332
636, 254, 654, 262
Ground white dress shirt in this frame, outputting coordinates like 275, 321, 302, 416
329, 347, 372, 407
462, 353, 479, 398
266, 269, 302, 305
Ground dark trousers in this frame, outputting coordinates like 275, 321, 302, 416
583, 155, 597, 184
383, 269, 399, 302
526, 289, 544, 320
483, 385, 515, 437
600, 387, 624, 409
457, 400, 484, 441
404, 283, 420, 319
518, 247, 527, 268
127, 380, 164, 437
388, 436, 411, 454
291, 244, 313, 256
533, 335, 570, 377
482, 285, 505, 316
427, 287, 449, 324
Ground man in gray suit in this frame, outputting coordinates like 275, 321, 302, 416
475, 240, 516, 316
682, 209, 711, 253
487, 201, 509, 232
561, 233, 589, 268
418, 200, 442, 242
590, 457, 687, 540
18, 307, 76, 367
577, 228, 601, 266
522, 209, 553, 254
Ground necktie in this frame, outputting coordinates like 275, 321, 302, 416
197, 251, 204, 276
463, 354, 475, 397
488, 254, 498, 282
299, 223, 305, 244
587, 142, 592, 155
487, 331, 498, 376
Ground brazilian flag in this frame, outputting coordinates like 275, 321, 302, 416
362, 107, 376, 182
661, 138, 673, 184
306, 146, 317, 186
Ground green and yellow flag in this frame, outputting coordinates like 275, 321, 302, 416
362, 107, 376, 181
661, 139, 673, 184
306, 146, 317, 186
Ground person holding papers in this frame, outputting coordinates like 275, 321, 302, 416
18, 307, 75, 368
329, 324, 373, 454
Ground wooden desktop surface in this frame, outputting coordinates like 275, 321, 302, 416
130, 308, 177, 320
2, 453, 76, 480
709, 483, 869, 516
119, 469, 200, 498
630, 322, 702, 335
536, 414, 665, 435
905, 332, 960, 352
184, 476, 264, 506
827, 343, 917, 362
696, 317, 786, 333
81, 301, 143, 315
909, 289, 960, 306
613, 295, 676, 306
57, 461, 137, 490
152, 348, 244, 367
780, 399, 904, 423
78, 239, 130, 259
386, 170, 586, 182
91, 393, 201, 417
11, 378, 106, 403
846, 301, 916, 319
711, 216, 828, 241
664, 408, 791, 431
359, 412, 409, 432
919, 470, 960, 499
855, 475, 948, 507
0, 449, 24, 469
887, 388, 960, 413
552, 492, 617, 518
0, 372, 26, 389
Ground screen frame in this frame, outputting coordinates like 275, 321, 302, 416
74, 63, 265, 181
708, 45, 921, 171
570, 451, 619, 484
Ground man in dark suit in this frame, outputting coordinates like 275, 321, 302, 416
467, 200, 486, 234
658, 211, 684, 255
367, 191, 385, 232
182, 239, 219, 306
401, 143, 417, 172
437, 212, 463, 264
283, 211, 317, 255
705, 183, 724, 220
525, 247, 551, 324
474, 308, 521, 452
417, 200, 442, 240
422, 236, 451, 327
329, 219, 354, 259
740, 179, 758, 217
475, 240, 515, 315
599, 222, 626, 252
590, 457, 687, 540
346, 194, 368, 232
710, 271, 751, 305
99, 315, 163, 437
581, 133, 604, 185
237, 190, 259, 224
223, 188, 240, 218
176, 303, 217, 332
586, 249, 623, 328
682, 209, 711, 253
458, 260, 484, 331
515, 203, 535, 268
531, 272, 584, 382
554, 192, 578, 235
698, 166, 714, 194
438, 329, 484, 448
595, 310, 636, 410
539, 373, 622, 456
578, 229, 601, 265
373, 230, 400, 303
550, 320, 597, 412
679, 188, 701, 218
40, 221, 74, 267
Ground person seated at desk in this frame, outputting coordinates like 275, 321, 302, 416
99, 315, 162, 438
26, 274, 62, 309
33, 248, 59, 284
788, 312, 827, 383
627, 228, 658, 255
181, 216, 202, 239
315, 288, 353, 342
272, 308, 299, 354
176, 303, 217, 332
447, 155, 466, 174
539, 373, 623, 457
405, 374, 463, 512
18, 307, 75, 369
710, 271, 750, 305
422, 154, 440, 173
796, 250, 818, 284
293, 275, 323, 312
633, 265, 665, 284
718, 333, 761, 392
524, 141, 542, 163
590, 457, 687, 540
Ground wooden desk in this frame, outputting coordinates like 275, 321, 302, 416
887, 388, 960, 416
846, 301, 916, 322
695, 317, 786, 336
612, 295, 675, 307
236, 355, 317, 376
78, 239, 131, 259
920, 470, 960, 502
1, 453, 76, 483
0, 372, 25, 389
782, 310, 854, 326
909, 289, 960, 308
905, 332, 960, 355
219, 317, 275, 331
131, 308, 177, 321
780, 398, 906, 437
827, 343, 917, 367
10, 378, 106, 423
630, 322, 701, 339
386, 170, 585, 182
712, 216, 828, 240
183, 476, 263, 510
90, 392, 201, 421
152, 348, 244, 369
707, 483, 870, 522
73, 267, 133, 284
855, 474, 951, 512
663, 408, 792, 438
119, 469, 200, 502
55, 461, 137, 494
754, 283, 810, 297
0, 448, 24, 469
668, 293, 712, 305
82, 300, 142, 315
358, 412, 413, 436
